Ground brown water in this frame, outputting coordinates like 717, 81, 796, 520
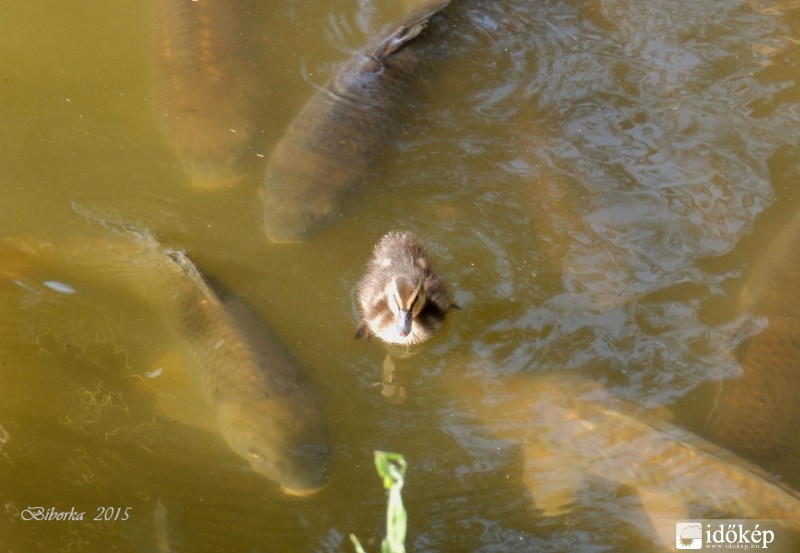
1, 0, 800, 551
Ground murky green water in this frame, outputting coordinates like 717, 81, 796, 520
1, 0, 800, 551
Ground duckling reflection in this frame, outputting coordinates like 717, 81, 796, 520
356, 231, 455, 398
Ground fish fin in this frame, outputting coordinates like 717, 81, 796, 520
69, 196, 186, 232
164, 250, 205, 284
152, 497, 172, 553
70, 201, 162, 242
522, 451, 583, 516
164, 249, 226, 308
71, 204, 216, 303
6, 222, 189, 302
132, 350, 218, 433
637, 488, 690, 550
370, 0, 451, 59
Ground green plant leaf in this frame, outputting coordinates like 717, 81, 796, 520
350, 534, 367, 553
351, 451, 408, 553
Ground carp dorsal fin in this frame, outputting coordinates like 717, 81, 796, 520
370, 0, 451, 59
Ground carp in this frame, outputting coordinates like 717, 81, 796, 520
452, 372, 800, 548
2, 229, 331, 495
152, 0, 262, 189
705, 203, 800, 476
261, 0, 454, 242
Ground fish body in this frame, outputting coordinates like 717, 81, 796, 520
706, 205, 800, 473
152, 0, 261, 189
164, 252, 331, 495
457, 373, 800, 544
4, 229, 330, 495
261, 0, 454, 242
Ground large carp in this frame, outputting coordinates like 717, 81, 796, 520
1, 229, 330, 496
152, 0, 262, 190
451, 372, 800, 548
261, 0, 455, 242
705, 202, 800, 475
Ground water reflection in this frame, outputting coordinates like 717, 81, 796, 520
402, 0, 800, 404
1, 0, 800, 551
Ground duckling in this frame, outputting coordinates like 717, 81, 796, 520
356, 231, 454, 346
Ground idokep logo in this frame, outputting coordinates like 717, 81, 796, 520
676, 522, 703, 549
672, 520, 780, 550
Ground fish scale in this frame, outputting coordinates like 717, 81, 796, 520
706, 204, 800, 476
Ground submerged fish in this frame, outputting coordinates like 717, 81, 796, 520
152, 0, 262, 189
152, 498, 172, 553
261, 0, 455, 242
164, 252, 331, 495
2, 229, 330, 496
705, 203, 800, 475
452, 373, 800, 548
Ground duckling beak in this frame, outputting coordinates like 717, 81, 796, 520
396, 311, 412, 337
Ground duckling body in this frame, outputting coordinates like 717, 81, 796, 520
356, 231, 453, 346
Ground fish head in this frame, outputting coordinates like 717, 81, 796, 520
216, 395, 331, 496
260, 175, 341, 243
260, 199, 333, 244
158, 105, 255, 190
183, 156, 250, 191
261, 128, 362, 243
155, 70, 257, 191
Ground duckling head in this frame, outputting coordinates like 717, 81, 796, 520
363, 276, 426, 345
356, 231, 454, 346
